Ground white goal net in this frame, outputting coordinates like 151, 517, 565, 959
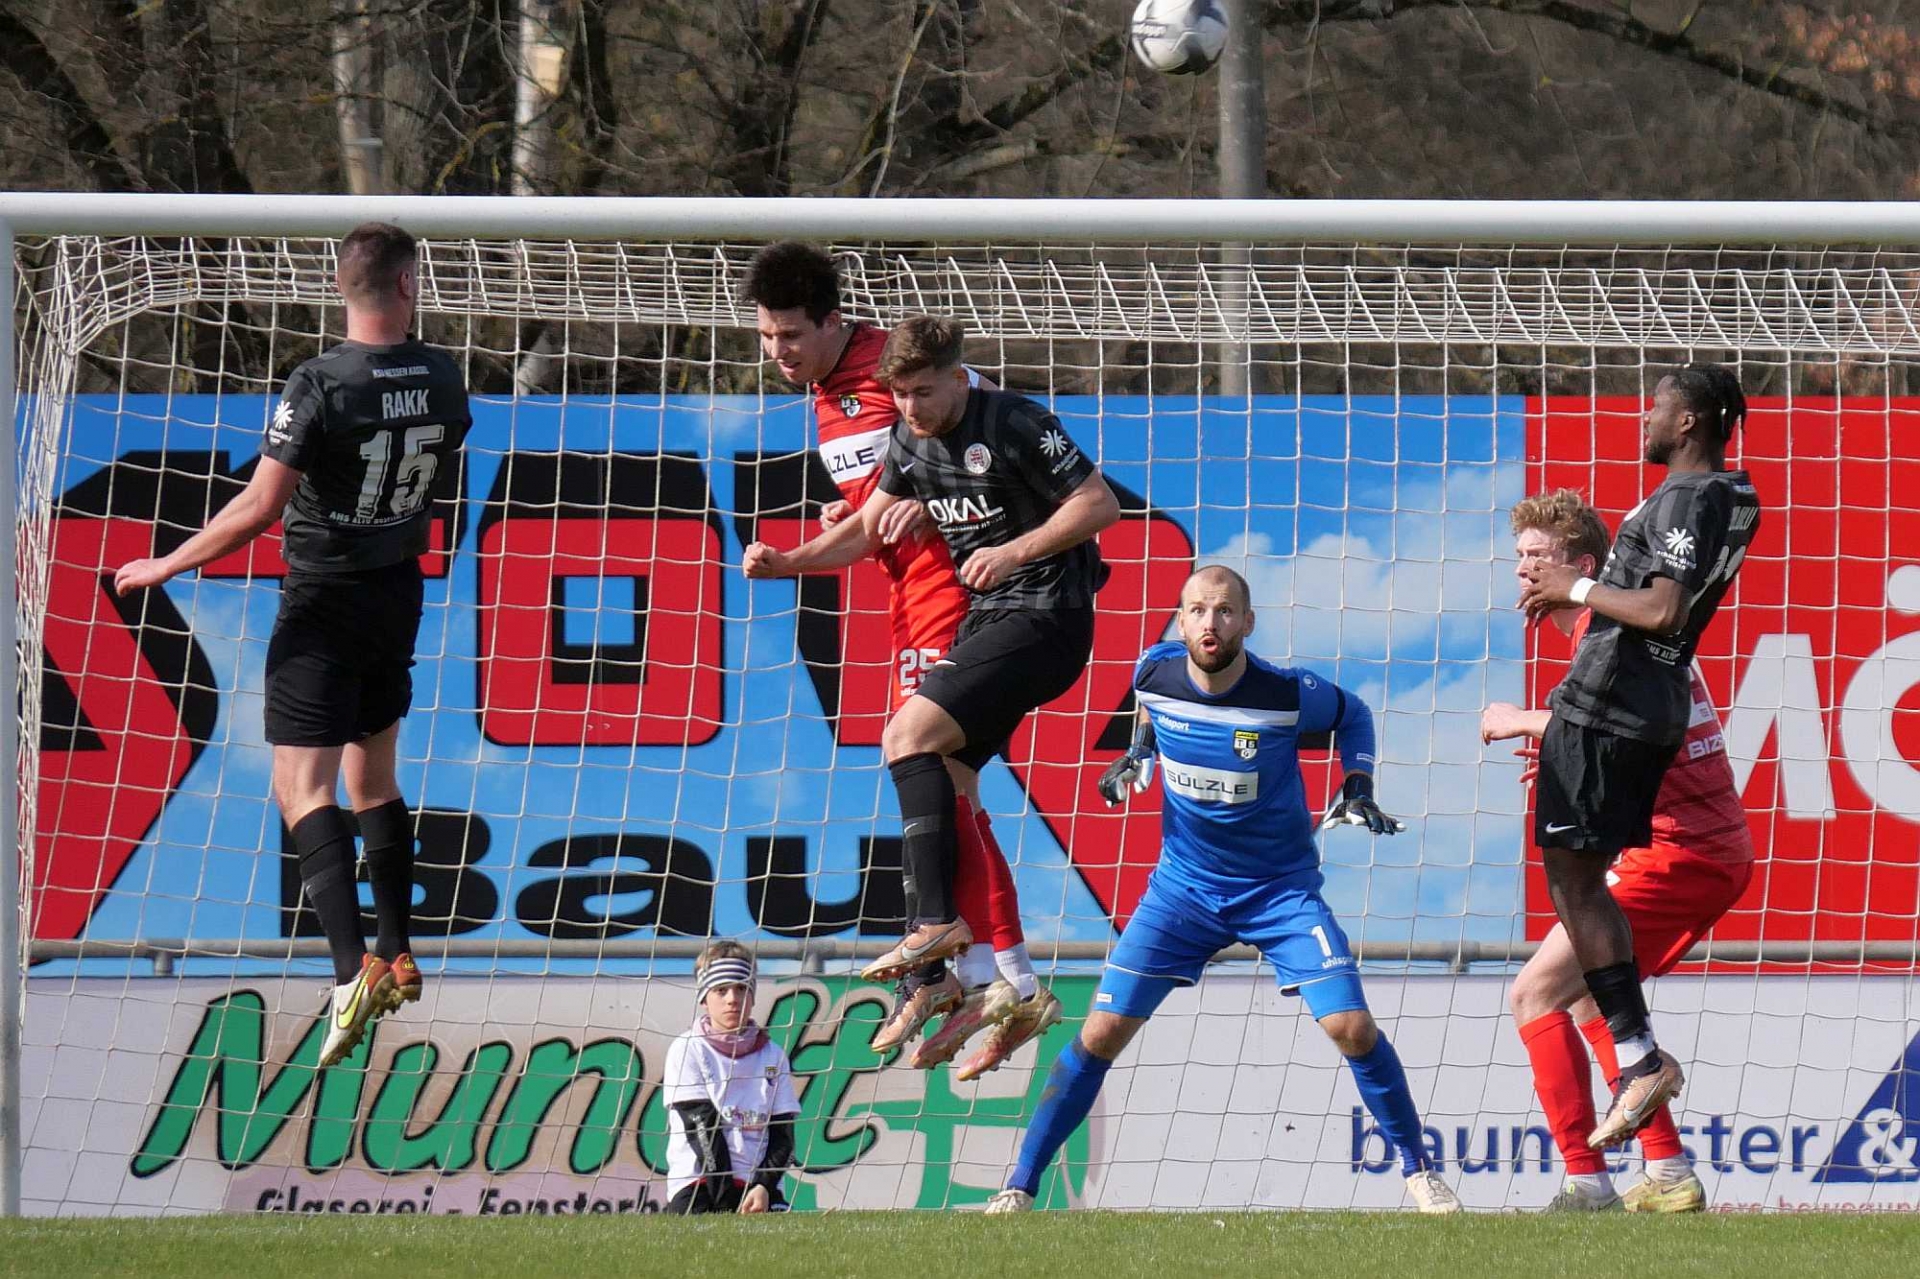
7, 199, 1920, 1215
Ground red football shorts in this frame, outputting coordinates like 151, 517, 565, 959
888, 599, 966, 712
1608, 841, 1754, 977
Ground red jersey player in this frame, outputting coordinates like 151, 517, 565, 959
739, 243, 1057, 1077
1482, 489, 1753, 1213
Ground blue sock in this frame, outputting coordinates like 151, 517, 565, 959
1347, 1035, 1432, 1174
1008, 1038, 1112, 1197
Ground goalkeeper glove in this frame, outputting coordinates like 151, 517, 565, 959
1097, 748, 1155, 807
1320, 773, 1406, 835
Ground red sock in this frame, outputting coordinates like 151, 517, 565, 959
972, 806, 1024, 949
1579, 1014, 1683, 1160
951, 795, 992, 943
1520, 1012, 1608, 1175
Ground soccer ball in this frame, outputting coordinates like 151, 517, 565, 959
1130, 0, 1230, 76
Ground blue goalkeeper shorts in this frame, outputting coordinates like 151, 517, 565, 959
1096, 870, 1369, 1021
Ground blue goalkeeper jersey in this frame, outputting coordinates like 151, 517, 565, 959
1133, 642, 1378, 890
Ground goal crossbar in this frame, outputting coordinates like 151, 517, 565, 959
10, 194, 1920, 245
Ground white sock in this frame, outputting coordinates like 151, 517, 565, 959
1614, 1032, 1658, 1070
1646, 1156, 1692, 1183
1568, 1173, 1614, 1198
953, 944, 997, 990
994, 943, 1038, 1000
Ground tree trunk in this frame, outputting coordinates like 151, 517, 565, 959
332, 0, 384, 195
512, 0, 569, 197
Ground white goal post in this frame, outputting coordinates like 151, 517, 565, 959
8, 195, 1920, 1217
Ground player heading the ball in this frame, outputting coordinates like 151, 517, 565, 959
1486, 489, 1753, 1213
986, 566, 1459, 1215
855, 315, 1120, 1040
115, 223, 470, 1067
1515, 365, 1760, 1151
738, 245, 1054, 1072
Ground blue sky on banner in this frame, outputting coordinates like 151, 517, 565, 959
64, 393, 1526, 967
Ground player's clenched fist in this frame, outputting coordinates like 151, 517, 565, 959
1097, 749, 1155, 807
958, 544, 1021, 591
742, 542, 790, 578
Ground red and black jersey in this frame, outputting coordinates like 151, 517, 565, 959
810, 324, 968, 636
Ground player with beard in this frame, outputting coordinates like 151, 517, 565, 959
984, 565, 1460, 1214
1516, 364, 1760, 1151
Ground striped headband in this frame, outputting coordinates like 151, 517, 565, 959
696, 956, 755, 999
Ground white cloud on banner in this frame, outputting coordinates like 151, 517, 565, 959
1196, 465, 1532, 946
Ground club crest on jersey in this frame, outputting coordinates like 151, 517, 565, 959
1233, 729, 1259, 760
839, 394, 862, 418
964, 442, 992, 475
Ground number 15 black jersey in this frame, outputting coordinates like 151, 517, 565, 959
261, 339, 471, 574
1551, 467, 1761, 747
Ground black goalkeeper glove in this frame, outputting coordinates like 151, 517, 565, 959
1097, 748, 1155, 807
1319, 773, 1407, 835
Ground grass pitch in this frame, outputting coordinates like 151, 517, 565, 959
4, 1211, 1918, 1279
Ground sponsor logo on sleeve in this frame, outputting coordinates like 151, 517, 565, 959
1660, 526, 1697, 570
267, 400, 294, 445
1038, 428, 1080, 473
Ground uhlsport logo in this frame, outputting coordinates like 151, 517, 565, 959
1817, 1031, 1920, 1182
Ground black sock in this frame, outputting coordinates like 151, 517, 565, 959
1583, 960, 1656, 1053
358, 798, 415, 961
292, 806, 366, 985
888, 752, 956, 925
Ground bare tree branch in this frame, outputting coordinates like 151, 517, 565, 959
0, 7, 136, 190
1407, 0, 1920, 144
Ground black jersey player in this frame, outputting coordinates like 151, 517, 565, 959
1516, 364, 1760, 1150
116, 223, 470, 1067
853, 315, 1119, 1053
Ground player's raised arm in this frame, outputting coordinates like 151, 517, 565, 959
742, 501, 880, 578
971, 471, 1119, 592
114, 456, 301, 595
1521, 561, 1686, 634
1300, 673, 1406, 835
957, 398, 1121, 593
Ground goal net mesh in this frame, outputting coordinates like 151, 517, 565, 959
10, 231, 1919, 1214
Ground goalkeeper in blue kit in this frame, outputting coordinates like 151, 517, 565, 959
986, 566, 1460, 1214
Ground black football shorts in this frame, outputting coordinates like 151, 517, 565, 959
264, 560, 425, 747
914, 607, 1095, 771
1534, 713, 1673, 856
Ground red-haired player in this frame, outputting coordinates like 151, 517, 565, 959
739, 243, 1057, 1078
1483, 488, 1754, 1213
